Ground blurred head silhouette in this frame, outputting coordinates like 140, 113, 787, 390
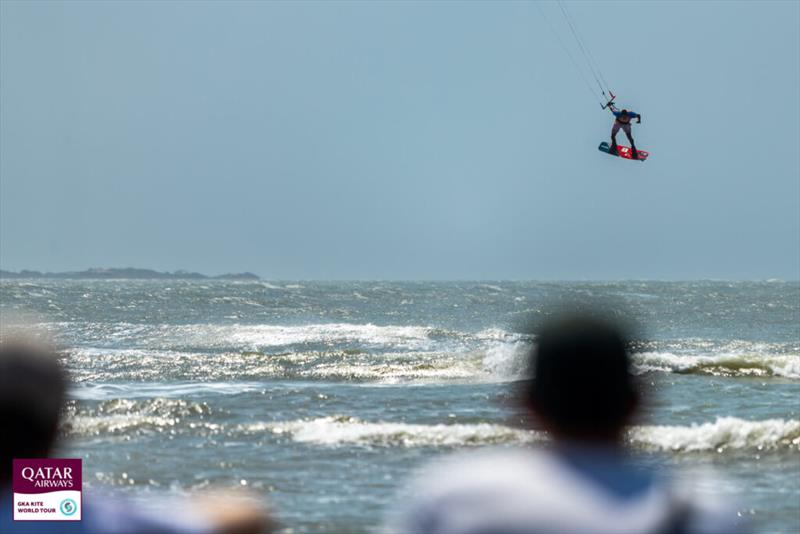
524, 313, 638, 443
0, 342, 67, 485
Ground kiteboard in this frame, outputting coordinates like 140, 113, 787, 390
598, 142, 649, 161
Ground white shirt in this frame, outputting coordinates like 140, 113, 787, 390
388, 446, 740, 534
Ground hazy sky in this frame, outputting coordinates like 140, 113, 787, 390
1, 1, 798, 280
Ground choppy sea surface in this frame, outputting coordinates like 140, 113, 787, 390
1, 280, 798, 532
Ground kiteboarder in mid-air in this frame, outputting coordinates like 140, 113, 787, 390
597, 94, 648, 161
534, 1, 649, 161
608, 105, 641, 159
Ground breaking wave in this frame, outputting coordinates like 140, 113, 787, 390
236, 416, 799, 452
63, 396, 800, 453
63, 398, 221, 437
62, 322, 468, 352
633, 350, 799, 379
65, 346, 798, 384
57, 323, 797, 383
629, 417, 800, 452
239, 416, 539, 447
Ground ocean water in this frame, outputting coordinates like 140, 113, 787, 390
1, 280, 798, 532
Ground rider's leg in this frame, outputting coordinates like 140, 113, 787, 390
622, 124, 635, 146
623, 124, 638, 159
610, 123, 620, 153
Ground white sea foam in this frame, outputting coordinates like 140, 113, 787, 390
478, 284, 504, 292
160, 323, 447, 352
474, 335, 799, 381
58, 322, 453, 352
66, 342, 799, 384
474, 336, 799, 382
66, 413, 184, 435
228, 323, 464, 351
64, 398, 219, 436
481, 340, 531, 379
65, 396, 800, 453
240, 416, 540, 447
633, 350, 800, 379
305, 358, 481, 382
237, 416, 800, 452
474, 328, 531, 342
70, 381, 265, 401
629, 417, 800, 452
259, 282, 285, 290
64, 324, 799, 383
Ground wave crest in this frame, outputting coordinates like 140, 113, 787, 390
630, 417, 800, 452
238, 416, 539, 447
634, 351, 799, 379
234, 416, 800, 452
63, 325, 798, 383
64, 398, 219, 436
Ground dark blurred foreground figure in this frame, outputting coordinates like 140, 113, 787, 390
0, 341, 273, 534
389, 313, 741, 534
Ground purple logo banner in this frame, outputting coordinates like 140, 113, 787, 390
13, 459, 82, 494
13, 458, 82, 521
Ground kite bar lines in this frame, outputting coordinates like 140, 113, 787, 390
537, 1, 615, 108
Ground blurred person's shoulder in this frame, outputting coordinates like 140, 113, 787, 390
389, 447, 591, 533
388, 447, 742, 534
86, 489, 273, 534
84, 494, 213, 534
665, 466, 746, 534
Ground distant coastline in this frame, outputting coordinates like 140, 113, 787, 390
0, 268, 260, 281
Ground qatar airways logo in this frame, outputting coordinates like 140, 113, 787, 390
13, 459, 82, 521
20, 465, 76, 488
